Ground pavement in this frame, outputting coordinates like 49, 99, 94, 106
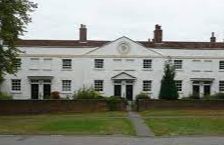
1, 135, 224, 145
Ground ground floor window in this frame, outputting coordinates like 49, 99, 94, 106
143, 80, 152, 91
219, 81, 224, 92
62, 80, 71, 91
175, 80, 182, 92
94, 80, 103, 91
11, 79, 21, 91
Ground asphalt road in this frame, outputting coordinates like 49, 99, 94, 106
1, 135, 224, 145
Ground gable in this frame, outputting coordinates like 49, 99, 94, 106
85, 36, 164, 57
112, 72, 136, 80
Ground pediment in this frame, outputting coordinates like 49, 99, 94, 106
85, 36, 164, 57
112, 72, 136, 80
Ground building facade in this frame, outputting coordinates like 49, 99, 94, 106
1, 24, 224, 100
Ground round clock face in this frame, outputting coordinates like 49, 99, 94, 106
117, 42, 130, 55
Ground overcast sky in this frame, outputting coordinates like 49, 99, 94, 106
23, 0, 224, 42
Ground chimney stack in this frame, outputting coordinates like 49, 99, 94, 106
153, 24, 163, 43
79, 24, 87, 42
210, 32, 216, 43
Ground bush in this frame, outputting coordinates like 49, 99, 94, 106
181, 94, 200, 100
136, 92, 150, 100
50, 91, 60, 99
73, 86, 105, 100
0, 92, 13, 100
203, 93, 224, 100
107, 96, 127, 111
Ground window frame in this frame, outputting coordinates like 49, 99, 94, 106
219, 61, 224, 70
94, 80, 104, 92
15, 58, 21, 69
219, 81, 224, 92
174, 60, 183, 69
11, 79, 21, 91
62, 80, 72, 92
94, 59, 104, 69
175, 80, 182, 92
143, 80, 152, 92
143, 59, 152, 69
62, 59, 72, 69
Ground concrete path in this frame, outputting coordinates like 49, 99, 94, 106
128, 111, 154, 137
1, 135, 224, 145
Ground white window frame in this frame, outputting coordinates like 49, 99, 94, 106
143, 80, 152, 92
175, 80, 182, 92
62, 80, 72, 92
15, 58, 21, 69
219, 81, 224, 92
62, 59, 72, 69
219, 61, 224, 70
174, 60, 182, 69
11, 79, 21, 91
143, 59, 152, 69
94, 59, 104, 69
94, 80, 103, 92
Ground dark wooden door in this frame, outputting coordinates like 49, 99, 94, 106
43, 84, 51, 98
31, 84, 39, 99
114, 85, 122, 97
204, 85, 211, 96
126, 85, 133, 101
193, 85, 200, 98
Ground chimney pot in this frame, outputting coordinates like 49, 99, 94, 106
79, 24, 87, 42
153, 24, 163, 43
210, 32, 216, 43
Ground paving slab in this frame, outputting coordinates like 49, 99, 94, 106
128, 111, 154, 137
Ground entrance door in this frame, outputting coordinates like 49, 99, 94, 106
43, 84, 51, 98
31, 84, 39, 99
192, 85, 200, 98
126, 85, 133, 101
114, 85, 122, 97
204, 85, 211, 96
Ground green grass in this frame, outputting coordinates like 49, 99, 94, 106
141, 109, 224, 136
0, 112, 134, 135
141, 109, 224, 116
145, 117, 224, 136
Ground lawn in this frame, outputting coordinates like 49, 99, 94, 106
0, 112, 135, 135
141, 109, 224, 136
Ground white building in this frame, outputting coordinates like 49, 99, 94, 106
1, 24, 224, 100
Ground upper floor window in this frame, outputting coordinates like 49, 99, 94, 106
219, 61, 224, 70
11, 79, 21, 91
175, 80, 182, 92
62, 80, 71, 91
94, 80, 103, 92
143, 59, 152, 69
219, 81, 224, 92
174, 60, 182, 69
15, 58, 21, 69
62, 59, 72, 69
143, 80, 152, 92
94, 59, 104, 69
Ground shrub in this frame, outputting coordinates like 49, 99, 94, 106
107, 96, 127, 111
181, 94, 200, 100
73, 86, 105, 100
203, 93, 224, 100
159, 63, 179, 100
0, 92, 13, 100
50, 91, 60, 99
136, 92, 150, 100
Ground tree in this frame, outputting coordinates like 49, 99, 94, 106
159, 62, 179, 100
0, 0, 37, 82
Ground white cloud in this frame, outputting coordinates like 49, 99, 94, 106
23, 0, 224, 42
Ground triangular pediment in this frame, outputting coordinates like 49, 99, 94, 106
112, 72, 136, 80
85, 36, 164, 57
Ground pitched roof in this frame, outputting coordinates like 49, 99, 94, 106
15, 39, 224, 49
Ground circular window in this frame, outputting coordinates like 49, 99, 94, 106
117, 42, 130, 55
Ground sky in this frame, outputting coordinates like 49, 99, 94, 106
23, 0, 224, 42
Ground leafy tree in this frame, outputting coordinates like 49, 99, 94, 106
159, 62, 179, 100
0, 0, 37, 82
